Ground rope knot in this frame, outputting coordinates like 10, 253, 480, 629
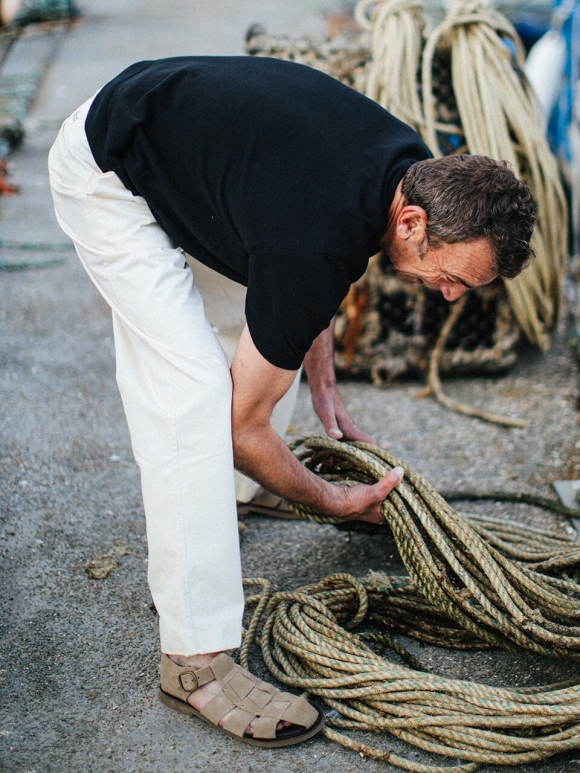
318, 573, 369, 629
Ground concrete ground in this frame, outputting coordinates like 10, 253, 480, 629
1, 2, 580, 772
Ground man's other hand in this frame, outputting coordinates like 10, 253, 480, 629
303, 318, 375, 443
309, 383, 375, 443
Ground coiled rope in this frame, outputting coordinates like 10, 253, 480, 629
240, 437, 580, 770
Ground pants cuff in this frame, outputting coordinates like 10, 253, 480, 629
159, 621, 243, 656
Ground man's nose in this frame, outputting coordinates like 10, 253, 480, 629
441, 284, 468, 302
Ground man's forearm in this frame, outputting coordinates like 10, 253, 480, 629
232, 422, 347, 515
230, 324, 394, 522
230, 323, 346, 513
302, 319, 375, 443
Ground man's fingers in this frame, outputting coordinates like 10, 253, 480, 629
329, 422, 375, 443
314, 389, 374, 443
322, 411, 343, 439
335, 467, 404, 524
376, 466, 404, 495
358, 467, 404, 523
333, 402, 376, 443
311, 393, 343, 438
343, 426, 375, 443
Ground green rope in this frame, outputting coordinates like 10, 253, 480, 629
441, 490, 580, 519
239, 437, 580, 770
0, 240, 74, 250
10, 0, 76, 27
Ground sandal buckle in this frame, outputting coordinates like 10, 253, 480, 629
179, 671, 199, 692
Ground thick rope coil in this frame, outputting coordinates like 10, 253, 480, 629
287, 437, 580, 656
358, 0, 427, 132
239, 437, 580, 770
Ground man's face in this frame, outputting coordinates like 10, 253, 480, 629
386, 237, 498, 302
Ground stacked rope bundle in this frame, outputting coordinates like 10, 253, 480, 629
239, 436, 580, 769
287, 437, 580, 656
244, 23, 370, 92
356, 0, 568, 351
356, 0, 425, 129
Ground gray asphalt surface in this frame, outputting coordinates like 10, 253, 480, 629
1, 2, 580, 772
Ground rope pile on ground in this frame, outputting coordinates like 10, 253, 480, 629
243, 574, 580, 771
239, 437, 580, 769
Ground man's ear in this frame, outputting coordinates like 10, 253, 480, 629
395, 206, 428, 242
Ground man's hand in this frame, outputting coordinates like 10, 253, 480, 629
309, 383, 375, 443
303, 318, 374, 443
230, 325, 402, 523
331, 468, 404, 524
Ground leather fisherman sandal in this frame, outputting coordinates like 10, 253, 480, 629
236, 490, 298, 519
158, 653, 324, 747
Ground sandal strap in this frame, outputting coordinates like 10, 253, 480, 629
160, 653, 319, 740
203, 654, 318, 739
159, 654, 216, 701
248, 713, 279, 740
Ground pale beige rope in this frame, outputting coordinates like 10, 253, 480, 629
356, 0, 426, 131
423, 0, 568, 348
356, 0, 568, 350
416, 294, 527, 427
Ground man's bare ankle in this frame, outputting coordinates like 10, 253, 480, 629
167, 651, 221, 669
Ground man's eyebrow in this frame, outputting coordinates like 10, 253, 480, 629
449, 275, 476, 289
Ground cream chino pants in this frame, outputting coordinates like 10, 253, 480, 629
48, 98, 300, 655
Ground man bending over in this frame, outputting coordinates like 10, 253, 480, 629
49, 56, 535, 747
